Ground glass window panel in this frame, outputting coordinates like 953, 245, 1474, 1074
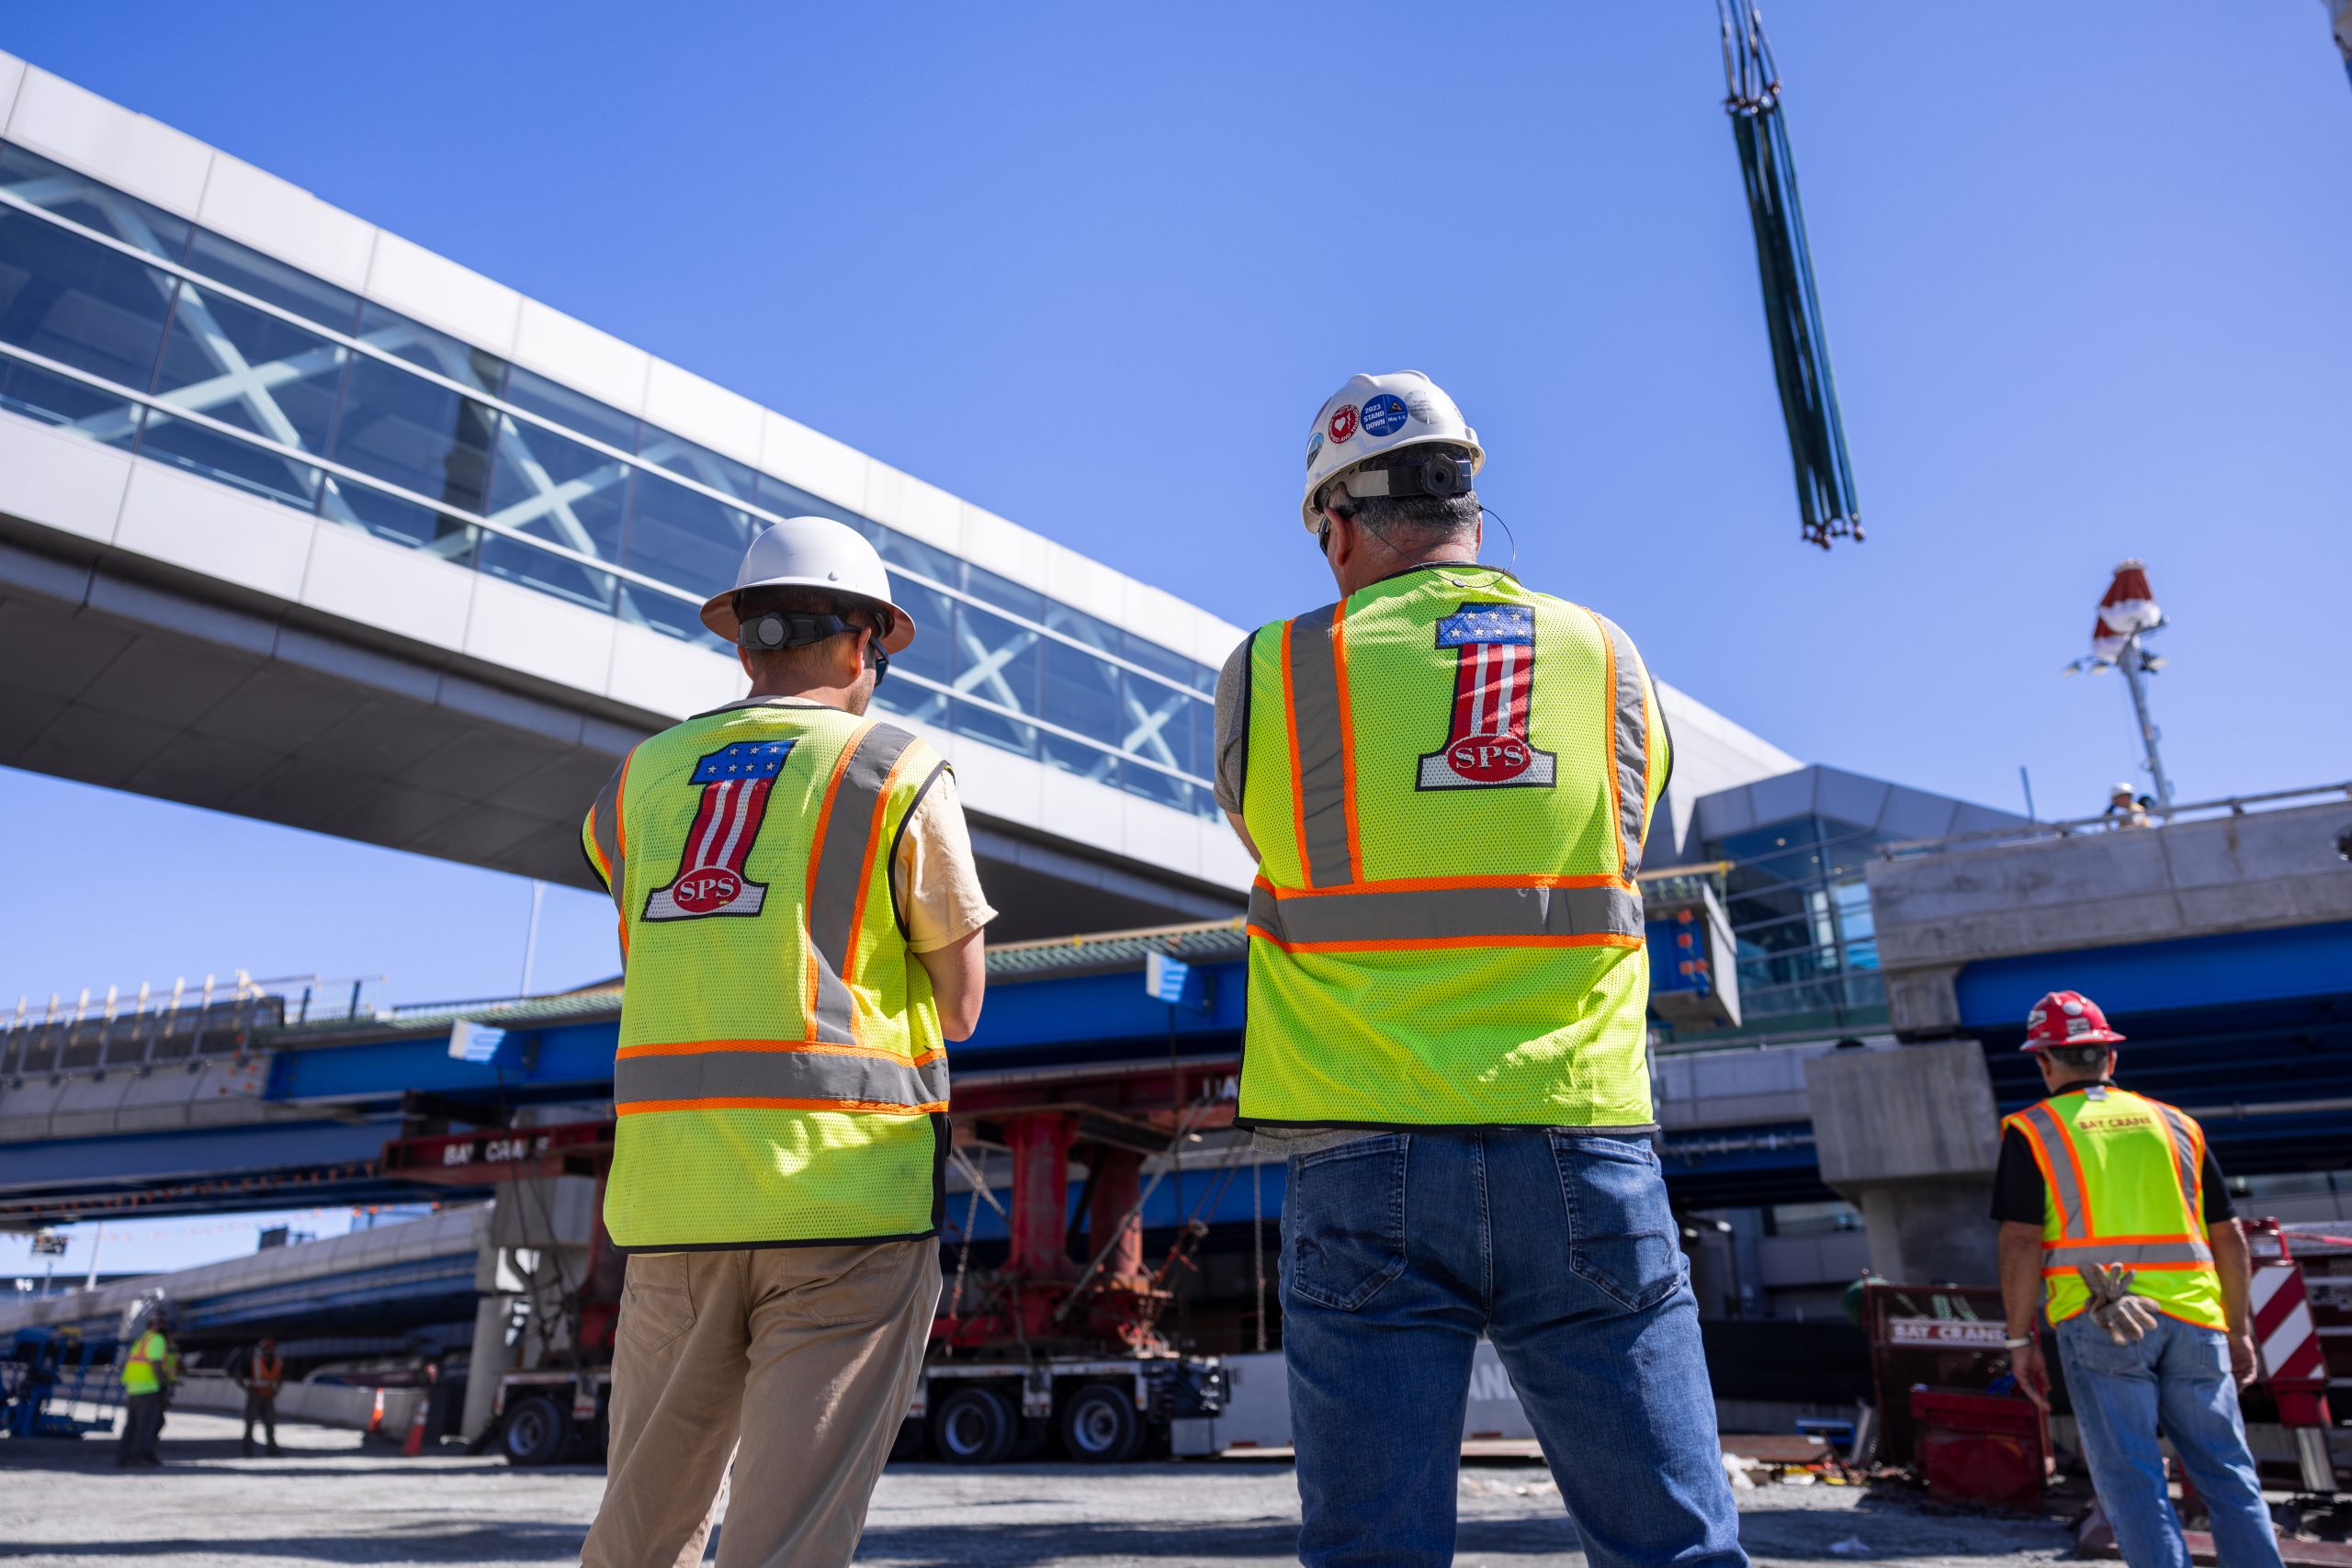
872, 525, 960, 590
153, 282, 345, 453
329, 355, 497, 514
951, 602, 1040, 722
318, 479, 481, 563
964, 564, 1044, 624
886, 578, 956, 689
635, 424, 757, 502
623, 466, 756, 600
617, 580, 727, 648
1123, 761, 1200, 816
187, 230, 358, 333
1044, 600, 1118, 653
0, 209, 177, 391
478, 533, 617, 612
1123, 629, 1211, 695
1040, 730, 1118, 786
1121, 671, 1202, 778
1040, 637, 1123, 753
485, 413, 628, 562
503, 364, 637, 453
354, 301, 503, 395
755, 472, 863, 528
0, 351, 144, 439
0, 143, 189, 261
873, 677, 946, 730
952, 697, 1035, 760
134, 412, 320, 511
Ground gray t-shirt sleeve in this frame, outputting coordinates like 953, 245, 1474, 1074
1211, 632, 1255, 817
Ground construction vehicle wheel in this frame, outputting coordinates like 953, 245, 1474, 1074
501, 1393, 571, 1466
1058, 1382, 1142, 1464
932, 1385, 1016, 1465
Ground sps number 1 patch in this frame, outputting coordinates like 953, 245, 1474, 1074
1417, 604, 1558, 790
642, 740, 797, 919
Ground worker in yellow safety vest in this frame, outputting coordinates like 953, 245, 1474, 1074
1213, 372, 1745, 1568
1994, 989, 2279, 1568
238, 1336, 285, 1457
114, 1309, 173, 1469
577, 516, 994, 1568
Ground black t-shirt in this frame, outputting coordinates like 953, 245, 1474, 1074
1989, 1083, 2234, 1226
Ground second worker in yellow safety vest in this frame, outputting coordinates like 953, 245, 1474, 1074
1993, 989, 2278, 1568
577, 516, 996, 1568
1215, 371, 1747, 1568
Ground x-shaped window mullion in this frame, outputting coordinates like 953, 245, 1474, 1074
485, 423, 626, 559
951, 624, 1038, 715
1122, 685, 1189, 766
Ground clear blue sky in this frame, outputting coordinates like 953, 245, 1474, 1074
3, 5, 2346, 1270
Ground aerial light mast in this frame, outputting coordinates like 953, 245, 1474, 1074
2064, 559, 2175, 808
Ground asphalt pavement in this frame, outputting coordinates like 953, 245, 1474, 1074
1, 1412, 2076, 1567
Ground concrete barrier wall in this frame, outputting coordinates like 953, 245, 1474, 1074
174, 1371, 424, 1433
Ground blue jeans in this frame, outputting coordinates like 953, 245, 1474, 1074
1281, 1128, 1748, 1568
2055, 1312, 2281, 1568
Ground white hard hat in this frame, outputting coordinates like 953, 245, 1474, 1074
1301, 370, 1484, 531
698, 516, 917, 653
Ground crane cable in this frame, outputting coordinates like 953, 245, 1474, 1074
1716, 0, 1863, 550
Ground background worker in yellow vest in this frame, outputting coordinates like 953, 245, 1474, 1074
114, 1307, 172, 1469
577, 518, 994, 1568
237, 1335, 286, 1458
1213, 372, 1746, 1568
1995, 990, 2280, 1568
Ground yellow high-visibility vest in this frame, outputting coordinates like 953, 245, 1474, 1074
2003, 1086, 2227, 1331
582, 697, 952, 1249
1235, 565, 1668, 1128
120, 1329, 167, 1395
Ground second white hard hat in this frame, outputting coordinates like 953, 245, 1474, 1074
1301, 370, 1484, 531
698, 516, 918, 652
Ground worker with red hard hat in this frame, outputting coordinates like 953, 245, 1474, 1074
1992, 990, 2281, 1568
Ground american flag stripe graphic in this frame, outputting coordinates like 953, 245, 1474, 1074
643, 739, 797, 921
1419, 604, 1556, 790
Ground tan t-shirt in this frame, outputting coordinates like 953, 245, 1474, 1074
894, 772, 997, 953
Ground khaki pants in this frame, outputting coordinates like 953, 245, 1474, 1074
582, 1239, 939, 1568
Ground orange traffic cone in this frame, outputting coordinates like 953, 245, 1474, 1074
366, 1388, 386, 1439
401, 1367, 436, 1458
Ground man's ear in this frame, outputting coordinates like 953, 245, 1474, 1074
737, 645, 755, 681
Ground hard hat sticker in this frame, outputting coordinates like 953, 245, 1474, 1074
1405, 390, 1441, 425
1306, 430, 1324, 470
1328, 404, 1359, 442
1361, 394, 1408, 438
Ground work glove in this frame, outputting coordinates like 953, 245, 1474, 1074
2077, 1263, 2160, 1345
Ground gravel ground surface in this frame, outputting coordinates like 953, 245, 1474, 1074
1, 1413, 2077, 1567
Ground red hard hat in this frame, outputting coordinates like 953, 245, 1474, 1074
2022, 990, 2126, 1050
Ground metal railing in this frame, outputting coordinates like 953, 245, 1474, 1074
0, 974, 389, 1078
1875, 782, 2352, 861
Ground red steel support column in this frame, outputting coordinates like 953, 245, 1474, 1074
1006, 1113, 1078, 1282
1090, 1146, 1146, 1280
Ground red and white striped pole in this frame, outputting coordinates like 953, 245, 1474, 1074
2248, 1220, 2337, 1494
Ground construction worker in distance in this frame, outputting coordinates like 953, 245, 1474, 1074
114, 1305, 173, 1469
238, 1335, 286, 1457
576, 516, 994, 1568
1994, 990, 2280, 1568
1214, 372, 1746, 1568
2104, 783, 2153, 829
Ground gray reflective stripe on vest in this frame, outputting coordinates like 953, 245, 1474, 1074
2042, 1237, 2214, 1266
1249, 880, 1645, 946
614, 1045, 945, 1110
1588, 612, 1652, 879
2015, 1103, 2088, 1238
588, 759, 627, 913
808, 723, 918, 1045
1285, 604, 1355, 888
2150, 1100, 2204, 1223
